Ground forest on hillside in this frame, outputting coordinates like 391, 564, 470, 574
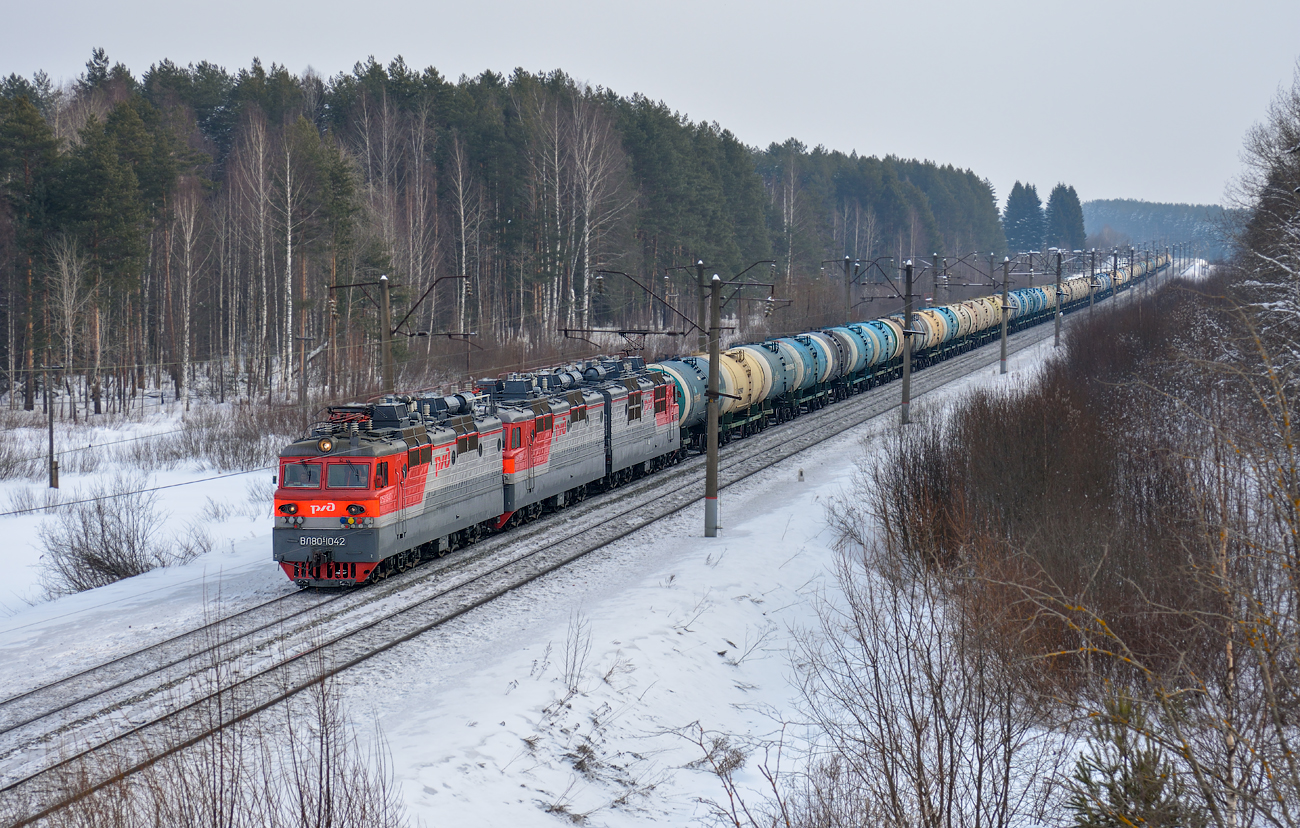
1082, 198, 1237, 260
0, 50, 1006, 410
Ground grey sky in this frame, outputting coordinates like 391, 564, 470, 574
5, 0, 1299, 208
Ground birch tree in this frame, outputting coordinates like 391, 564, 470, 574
173, 181, 208, 409
566, 90, 631, 330
47, 233, 92, 372
447, 132, 482, 333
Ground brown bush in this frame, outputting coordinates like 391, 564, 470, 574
865, 277, 1242, 694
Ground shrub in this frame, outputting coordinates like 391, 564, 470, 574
37, 473, 192, 597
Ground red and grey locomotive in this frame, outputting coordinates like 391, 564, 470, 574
273, 357, 679, 587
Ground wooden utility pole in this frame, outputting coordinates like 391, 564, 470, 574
46, 365, 58, 488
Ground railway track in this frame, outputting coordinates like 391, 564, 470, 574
0, 275, 1168, 826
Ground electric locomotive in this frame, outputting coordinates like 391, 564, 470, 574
273, 356, 680, 587
273, 395, 503, 586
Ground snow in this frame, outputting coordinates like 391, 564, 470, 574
342, 337, 1061, 826
0, 309, 1096, 824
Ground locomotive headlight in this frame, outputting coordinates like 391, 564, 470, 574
347, 504, 365, 516
317, 437, 334, 453
279, 503, 298, 515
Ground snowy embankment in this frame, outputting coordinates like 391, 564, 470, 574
348, 336, 1060, 826
2, 263, 1209, 823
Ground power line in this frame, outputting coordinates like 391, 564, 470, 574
0, 466, 274, 519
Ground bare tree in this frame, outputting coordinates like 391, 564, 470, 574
46, 233, 92, 373
233, 111, 274, 400
447, 132, 483, 334
796, 487, 1066, 828
173, 180, 210, 409
566, 89, 632, 329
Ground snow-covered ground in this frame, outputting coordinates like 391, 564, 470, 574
342, 334, 1061, 826
3, 275, 1182, 823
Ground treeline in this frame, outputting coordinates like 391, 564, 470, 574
0, 50, 1006, 410
1001, 181, 1086, 253
1082, 198, 1237, 260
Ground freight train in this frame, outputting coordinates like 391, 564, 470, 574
273, 255, 1168, 587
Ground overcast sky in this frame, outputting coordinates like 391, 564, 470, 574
5, 0, 1299, 208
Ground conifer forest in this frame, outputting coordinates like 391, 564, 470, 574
0, 51, 1015, 411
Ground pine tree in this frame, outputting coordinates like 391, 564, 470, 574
1046, 183, 1086, 250
1003, 181, 1043, 252
1067, 694, 1205, 828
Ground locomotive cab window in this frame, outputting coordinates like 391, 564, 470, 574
511, 428, 521, 449
328, 462, 369, 489
374, 462, 389, 489
281, 462, 321, 488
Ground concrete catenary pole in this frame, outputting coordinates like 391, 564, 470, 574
900, 260, 914, 425
1053, 251, 1062, 347
933, 253, 940, 308
696, 260, 707, 352
1000, 257, 1010, 375
843, 256, 852, 324
1089, 249, 1096, 317
705, 274, 722, 537
380, 274, 394, 394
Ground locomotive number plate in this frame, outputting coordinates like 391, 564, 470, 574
299, 536, 347, 547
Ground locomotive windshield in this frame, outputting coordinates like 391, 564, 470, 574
281, 462, 321, 488
327, 462, 370, 489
